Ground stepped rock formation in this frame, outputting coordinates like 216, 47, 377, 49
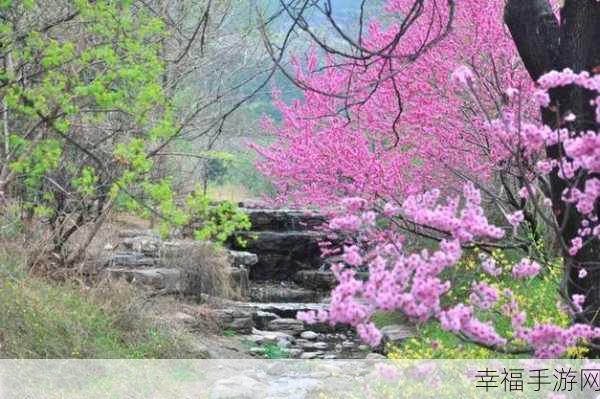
96, 206, 414, 358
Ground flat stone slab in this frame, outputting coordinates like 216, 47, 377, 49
250, 328, 294, 344
232, 301, 327, 319
104, 267, 180, 292
300, 331, 319, 340
380, 324, 416, 344
266, 318, 304, 336
293, 270, 337, 290
111, 251, 157, 267
240, 208, 327, 232
249, 284, 320, 303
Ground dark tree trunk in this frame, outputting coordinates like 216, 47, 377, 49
505, 0, 600, 331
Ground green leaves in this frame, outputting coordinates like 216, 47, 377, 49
2, 0, 246, 252
186, 185, 251, 245
73, 167, 99, 197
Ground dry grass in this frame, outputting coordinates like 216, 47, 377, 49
162, 240, 238, 299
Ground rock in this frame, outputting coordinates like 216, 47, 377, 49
246, 335, 265, 345
303, 341, 328, 350
249, 284, 319, 303
358, 345, 369, 351
300, 331, 319, 340
288, 348, 303, 358
227, 250, 258, 267
323, 354, 337, 359
301, 341, 316, 350
341, 341, 354, 349
277, 339, 291, 349
293, 270, 337, 290
266, 318, 304, 336
104, 267, 180, 292
111, 251, 156, 267
118, 229, 160, 239
240, 208, 326, 232
251, 328, 294, 344
121, 236, 161, 255
227, 318, 253, 334
185, 341, 211, 359
252, 311, 278, 330
214, 309, 255, 334
229, 231, 324, 281
173, 311, 196, 325
313, 342, 329, 350
380, 324, 416, 344
233, 301, 326, 319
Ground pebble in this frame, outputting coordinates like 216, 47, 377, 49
313, 342, 329, 350
288, 348, 302, 358
300, 331, 319, 340
342, 340, 354, 349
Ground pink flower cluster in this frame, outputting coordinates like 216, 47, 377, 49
512, 258, 542, 279
439, 304, 506, 346
299, 184, 510, 348
469, 282, 499, 310
402, 183, 505, 242
480, 254, 502, 277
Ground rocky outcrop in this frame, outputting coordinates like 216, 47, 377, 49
95, 206, 417, 360
104, 267, 181, 293
228, 207, 327, 281
293, 271, 337, 290
241, 208, 326, 231
229, 231, 324, 280
100, 232, 251, 297
249, 282, 320, 303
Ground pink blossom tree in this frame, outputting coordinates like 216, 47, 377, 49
257, 0, 600, 357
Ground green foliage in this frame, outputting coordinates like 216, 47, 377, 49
262, 343, 290, 359
1, 1, 246, 251
185, 185, 251, 245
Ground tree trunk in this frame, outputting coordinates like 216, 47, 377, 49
505, 0, 600, 330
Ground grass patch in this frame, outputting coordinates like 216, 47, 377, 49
263, 343, 289, 359
0, 247, 200, 359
